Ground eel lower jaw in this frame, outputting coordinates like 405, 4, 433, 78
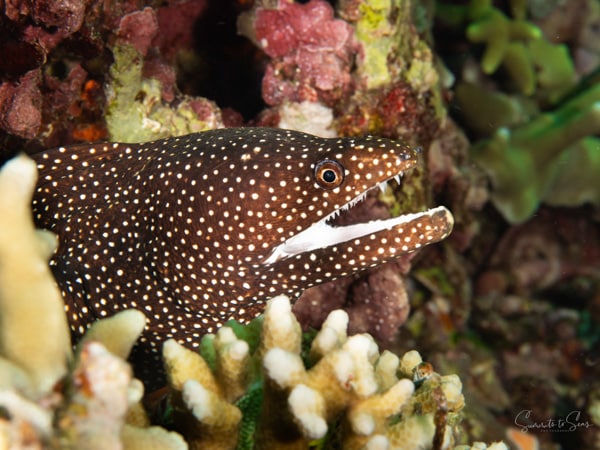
263, 178, 453, 265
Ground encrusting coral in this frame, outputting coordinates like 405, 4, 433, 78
238, 0, 356, 108
106, 8, 225, 143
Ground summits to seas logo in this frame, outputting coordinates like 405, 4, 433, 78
514, 410, 595, 433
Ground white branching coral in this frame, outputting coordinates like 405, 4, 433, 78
0, 154, 71, 397
162, 294, 472, 449
0, 155, 185, 450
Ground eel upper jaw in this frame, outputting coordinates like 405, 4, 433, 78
264, 174, 449, 265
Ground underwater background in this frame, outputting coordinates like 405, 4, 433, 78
0, 0, 599, 449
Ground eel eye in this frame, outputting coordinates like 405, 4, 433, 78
315, 159, 345, 189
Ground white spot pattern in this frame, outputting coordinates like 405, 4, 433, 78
31, 127, 452, 381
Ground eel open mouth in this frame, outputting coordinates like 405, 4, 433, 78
264, 175, 453, 265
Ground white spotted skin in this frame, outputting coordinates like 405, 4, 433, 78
32, 127, 452, 382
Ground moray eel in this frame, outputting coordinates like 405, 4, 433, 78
32, 127, 453, 380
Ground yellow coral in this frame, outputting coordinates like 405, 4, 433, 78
0, 155, 71, 396
213, 327, 250, 402
163, 339, 222, 394
0, 155, 187, 449
79, 309, 147, 360
160, 294, 470, 449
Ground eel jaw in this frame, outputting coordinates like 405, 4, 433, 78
264, 177, 452, 265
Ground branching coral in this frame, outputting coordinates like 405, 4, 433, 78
0, 155, 185, 449
470, 83, 600, 223
438, 0, 576, 99
465, 0, 541, 94
0, 154, 71, 396
159, 295, 473, 449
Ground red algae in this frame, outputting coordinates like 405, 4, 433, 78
250, 0, 356, 106
0, 69, 42, 139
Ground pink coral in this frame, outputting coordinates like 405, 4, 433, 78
0, 69, 42, 139
5, 0, 88, 34
252, 0, 356, 106
116, 7, 159, 57
31, 0, 89, 34
153, 0, 208, 61
7, 0, 90, 54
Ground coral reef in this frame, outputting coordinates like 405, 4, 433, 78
438, 0, 576, 98
2, 1, 599, 448
0, 153, 509, 450
336, 0, 443, 146
106, 42, 223, 143
159, 294, 473, 449
106, 7, 224, 143
237, 0, 450, 345
437, 0, 599, 223
0, 0, 215, 150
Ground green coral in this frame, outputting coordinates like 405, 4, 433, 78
354, 0, 440, 95
443, 0, 593, 223
105, 44, 223, 143
438, 0, 575, 98
471, 83, 600, 223
453, 81, 538, 135
466, 0, 541, 90
528, 38, 576, 103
